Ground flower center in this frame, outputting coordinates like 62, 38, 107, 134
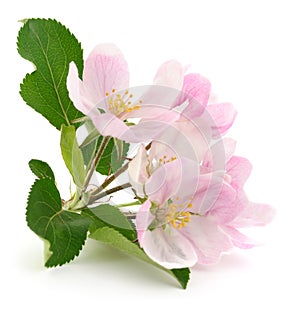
165, 200, 192, 230
105, 89, 142, 116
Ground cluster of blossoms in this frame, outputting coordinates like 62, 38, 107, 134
67, 43, 274, 269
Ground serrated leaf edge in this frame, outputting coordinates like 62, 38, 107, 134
17, 18, 84, 129
26, 177, 90, 267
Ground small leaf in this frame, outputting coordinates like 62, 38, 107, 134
17, 18, 84, 129
29, 159, 55, 180
80, 127, 100, 149
170, 268, 190, 289
113, 138, 124, 163
80, 122, 99, 169
26, 178, 91, 267
60, 125, 85, 188
90, 227, 190, 289
82, 204, 136, 241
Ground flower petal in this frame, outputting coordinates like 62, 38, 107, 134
202, 137, 237, 170
181, 216, 233, 265
128, 145, 149, 195
140, 227, 198, 269
82, 44, 129, 108
191, 172, 236, 215
180, 73, 211, 116
90, 111, 137, 141
230, 202, 276, 228
149, 119, 211, 164
153, 60, 184, 90
221, 226, 258, 249
226, 156, 252, 190
67, 62, 95, 115
209, 188, 247, 224
136, 200, 153, 243
206, 102, 237, 137
145, 158, 200, 205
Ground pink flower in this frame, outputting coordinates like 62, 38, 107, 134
202, 139, 275, 248
136, 157, 236, 269
150, 60, 237, 138
67, 45, 183, 142
136, 61, 237, 165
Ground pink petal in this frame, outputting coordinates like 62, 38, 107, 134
127, 104, 180, 122
153, 60, 184, 90
202, 138, 237, 170
140, 227, 198, 269
90, 111, 137, 141
180, 73, 211, 117
191, 172, 236, 216
209, 188, 247, 224
139, 85, 182, 111
136, 200, 153, 243
128, 145, 149, 195
82, 44, 129, 107
230, 202, 276, 228
67, 62, 95, 115
226, 156, 252, 190
182, 216, 233, 265
149, 141, 176, 164
206, 102, 237, 137
145, 158, 200, 205
127, 108, 180, 142
148, 119, 211, 164
221, 226, 258, 249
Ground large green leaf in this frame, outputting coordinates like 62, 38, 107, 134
26, 178, 90, 267
90, 227, 190, 289
82, 204, 136, 241
29, 159, 55, 180
18, 18, 84, 129
60, 125, 86, 188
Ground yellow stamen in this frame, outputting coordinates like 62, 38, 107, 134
166, 204, 191, 230
107, 89, 141, 115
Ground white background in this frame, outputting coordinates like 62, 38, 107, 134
1, 0, 300, 312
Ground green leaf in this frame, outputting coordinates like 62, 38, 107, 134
80, 127, 100, 150
60, 125, 85, 188
26, 178, 90, 267
79, 121, 130, 176
170, 268, 191, 289
80, 122, 100, 169
17, 18, 84, 129
82, 204, 136, 241
96, 137, 130, 175
90, 227, 190, 289
29, 159, 55, 180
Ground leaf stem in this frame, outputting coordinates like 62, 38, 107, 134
82, 136, 110, 192
89, 182, 132, 204
115, 201, 141, 208
90, 161, 129, 195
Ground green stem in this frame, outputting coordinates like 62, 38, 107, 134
89, 182, 132, 204
115, 201, 141, 208
82, 136, 110, 192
